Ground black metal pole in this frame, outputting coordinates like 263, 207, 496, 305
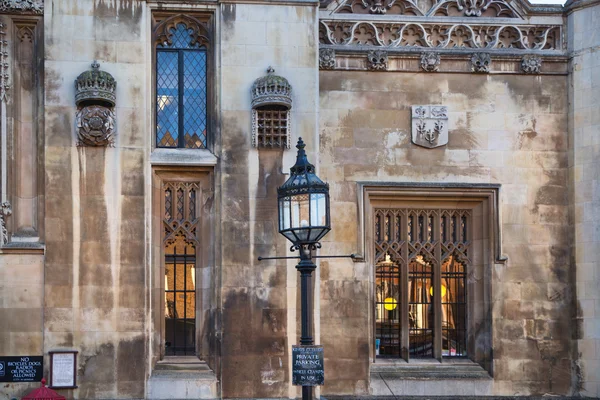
297, 246, 315, 400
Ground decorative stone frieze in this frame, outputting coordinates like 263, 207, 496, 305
0, 201, 11, 244
420, 52, 440, 72
337, 0, 423, 14
521, 55, 542, 74
334, 0, 520, 16
429, 0, 519, 17
76, 106, 116, 147
367, 50, 388, 70
75, 61, 117, 147
319, 48, 336, 70
319, 22, 562, 53
471, 52, 491, 73
0, 23, 8, 101
411, 105, 449, 148
0, 0, 43, 14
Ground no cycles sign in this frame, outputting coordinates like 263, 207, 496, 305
0, 356, 43, 383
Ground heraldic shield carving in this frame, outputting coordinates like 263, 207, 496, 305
411, 105, 449, 149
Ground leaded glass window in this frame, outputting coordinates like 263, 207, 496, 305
163, 181, 201, 355
155, 17, 209, 149
375, 208, 470, 360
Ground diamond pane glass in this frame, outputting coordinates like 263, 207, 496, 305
183, 51, 207, 149
157, 51, 179, 148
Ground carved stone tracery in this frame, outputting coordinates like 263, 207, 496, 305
335, 0, 519, 17
0, 23, 8, 101
319, 21, 562, 52
0, 0, 43, 14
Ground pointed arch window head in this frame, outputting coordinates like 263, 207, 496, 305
155, 15, 211, 149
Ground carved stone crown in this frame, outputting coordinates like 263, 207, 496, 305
251, 66, 292, 109
75, 61, 117, 107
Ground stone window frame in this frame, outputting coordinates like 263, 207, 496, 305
358, 183, 505, 372
151, 166, 216, 364
151, 12, 214, 152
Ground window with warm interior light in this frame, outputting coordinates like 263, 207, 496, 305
375, 209, 470, 360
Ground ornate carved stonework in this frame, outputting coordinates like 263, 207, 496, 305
75, 61, 116, 107
429, 0, 519, 17
367, 50, 388, 70
319, 48, 336, 70
521, 55, 542, 74
411, 105, 449, 149
0, 0, 43, 14
338, 0, 423, 14
0, 201, 11, 244
0, 23, 8, 101
251, 66, 292, 109
471, 52, 491, 73
420, 52, 440, 72
75, 62, 117, 147
335, 0, 522, 16
319, 22, 562, 52
76, 105, 116, 147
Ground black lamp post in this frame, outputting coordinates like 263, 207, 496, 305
278, 138, 330, 400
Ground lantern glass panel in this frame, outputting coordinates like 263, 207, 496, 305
310, 193, 327, 227
279, 198, 291, 231
291, 194, 310, 230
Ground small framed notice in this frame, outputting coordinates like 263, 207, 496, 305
49, 351, 78, 389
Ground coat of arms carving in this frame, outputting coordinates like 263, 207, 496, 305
411, 105, 449, 148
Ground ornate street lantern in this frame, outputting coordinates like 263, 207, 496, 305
277, 137, 330, 248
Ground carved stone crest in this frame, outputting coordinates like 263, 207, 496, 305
420, 52, 440, 72
76, 106, 116, 147
319, 48, 336, 70
411, 105, 449, 149
367, 50, 388, 70
521, 55, 542, 74
471, 53, 491, 73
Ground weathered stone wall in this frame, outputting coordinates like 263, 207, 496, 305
218, 2, 319, 397
43, 0, 148, 398
0, 253, 44, 400
567, 1, 600, 397
319, 71, 573, 396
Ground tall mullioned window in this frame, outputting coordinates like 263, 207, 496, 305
375, 208, 469, 360
163, 182, 201, 355
155, 15, 210, 149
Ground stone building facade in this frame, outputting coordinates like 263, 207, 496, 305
0, 0, 598, 398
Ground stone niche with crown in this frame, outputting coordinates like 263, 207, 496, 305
251, 67, 293, 149
74, 61, 117, 147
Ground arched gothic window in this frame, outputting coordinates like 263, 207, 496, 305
154, 16, 210, 149
375, 209, 469, 360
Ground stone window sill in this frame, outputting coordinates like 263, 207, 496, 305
371, 358, 491, 380
1, 242, 45, 254
150, 148, 217, 166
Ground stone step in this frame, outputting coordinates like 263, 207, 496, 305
148, 359, 218, 399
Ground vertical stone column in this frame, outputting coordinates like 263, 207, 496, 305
567, 0, 600, 396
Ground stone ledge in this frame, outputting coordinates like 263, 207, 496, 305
150, 148, 218, 166
371, 361, 491, 380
